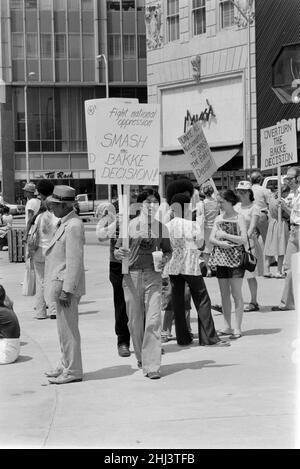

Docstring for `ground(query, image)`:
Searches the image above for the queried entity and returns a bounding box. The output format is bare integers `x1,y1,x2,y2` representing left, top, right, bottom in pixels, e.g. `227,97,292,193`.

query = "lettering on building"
184,100,216,133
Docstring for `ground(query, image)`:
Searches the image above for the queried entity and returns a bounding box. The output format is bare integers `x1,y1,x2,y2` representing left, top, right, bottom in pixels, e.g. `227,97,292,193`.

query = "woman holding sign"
114,188,171,380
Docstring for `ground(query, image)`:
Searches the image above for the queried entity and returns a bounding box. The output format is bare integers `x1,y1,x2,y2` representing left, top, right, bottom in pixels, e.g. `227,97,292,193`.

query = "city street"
0,222,297,449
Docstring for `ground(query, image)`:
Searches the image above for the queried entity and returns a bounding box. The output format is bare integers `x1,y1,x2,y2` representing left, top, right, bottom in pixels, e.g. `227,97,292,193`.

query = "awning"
159,148,240,173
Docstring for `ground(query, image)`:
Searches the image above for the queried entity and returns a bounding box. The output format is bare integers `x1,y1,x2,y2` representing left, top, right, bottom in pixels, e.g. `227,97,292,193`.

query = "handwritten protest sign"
85,99,137,170
260,119,297,171
178,121,218,186
85,99,160,186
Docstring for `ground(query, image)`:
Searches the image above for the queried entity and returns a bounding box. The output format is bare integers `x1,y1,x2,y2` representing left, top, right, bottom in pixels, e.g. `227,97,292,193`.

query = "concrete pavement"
0,227,298,449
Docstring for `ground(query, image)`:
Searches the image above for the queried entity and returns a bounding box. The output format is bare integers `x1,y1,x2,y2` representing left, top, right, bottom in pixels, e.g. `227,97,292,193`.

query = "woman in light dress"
264,184,290,278
235,181,264,312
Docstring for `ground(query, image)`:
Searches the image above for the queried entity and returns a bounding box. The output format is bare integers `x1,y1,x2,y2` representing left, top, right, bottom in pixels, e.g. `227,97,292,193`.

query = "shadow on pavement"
83,365,138,381
79,301,96,306
78,310,99,316
161,360,237,377
20,341,28,346
242,328,281,336
15,355,33,363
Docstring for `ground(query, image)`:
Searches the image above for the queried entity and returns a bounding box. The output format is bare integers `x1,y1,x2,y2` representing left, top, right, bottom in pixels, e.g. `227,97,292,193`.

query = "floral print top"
165,217,203,276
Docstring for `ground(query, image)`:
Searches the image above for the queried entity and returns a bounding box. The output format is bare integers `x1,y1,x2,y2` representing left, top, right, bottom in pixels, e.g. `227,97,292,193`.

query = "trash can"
7,228,26,262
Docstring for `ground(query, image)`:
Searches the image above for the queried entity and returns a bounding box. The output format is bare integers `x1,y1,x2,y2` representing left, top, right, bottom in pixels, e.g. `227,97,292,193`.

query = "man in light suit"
44,185,85,384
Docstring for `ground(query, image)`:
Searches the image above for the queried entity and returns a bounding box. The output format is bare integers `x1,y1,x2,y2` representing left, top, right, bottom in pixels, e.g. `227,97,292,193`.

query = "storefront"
158,74,246,192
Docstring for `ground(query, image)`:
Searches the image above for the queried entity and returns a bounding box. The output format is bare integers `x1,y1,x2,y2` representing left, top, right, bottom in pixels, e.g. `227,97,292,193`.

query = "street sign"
260,119,298,171
178,121,218,186
85,99,160,186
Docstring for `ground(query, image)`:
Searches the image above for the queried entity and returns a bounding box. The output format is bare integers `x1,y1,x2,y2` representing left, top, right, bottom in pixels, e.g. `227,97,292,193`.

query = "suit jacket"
45,211,86,298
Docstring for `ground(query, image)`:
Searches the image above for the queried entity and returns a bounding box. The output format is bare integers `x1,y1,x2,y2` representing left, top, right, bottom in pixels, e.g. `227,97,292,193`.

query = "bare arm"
209,220,233,249
248,214,259,238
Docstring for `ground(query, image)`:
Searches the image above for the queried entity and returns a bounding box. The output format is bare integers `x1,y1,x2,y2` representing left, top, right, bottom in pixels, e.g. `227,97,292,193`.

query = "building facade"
0,0,147,203
145,0,257,192
255,0,300,160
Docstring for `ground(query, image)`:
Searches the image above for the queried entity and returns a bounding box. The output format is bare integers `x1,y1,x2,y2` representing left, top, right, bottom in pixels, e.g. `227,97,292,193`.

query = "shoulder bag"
240,235,257,272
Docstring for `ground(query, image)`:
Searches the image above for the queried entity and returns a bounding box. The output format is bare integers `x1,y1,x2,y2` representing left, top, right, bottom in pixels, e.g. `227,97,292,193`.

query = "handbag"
240,236,257,272
22,258,36,296
208,244,244,268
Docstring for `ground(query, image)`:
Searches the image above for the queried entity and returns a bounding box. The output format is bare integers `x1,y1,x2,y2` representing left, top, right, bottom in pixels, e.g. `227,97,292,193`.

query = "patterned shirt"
166,217,203,276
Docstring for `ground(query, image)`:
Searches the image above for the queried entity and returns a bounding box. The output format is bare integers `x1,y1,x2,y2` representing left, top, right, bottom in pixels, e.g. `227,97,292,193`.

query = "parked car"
1,201,25,216
75,194,103,215
262,176,285,193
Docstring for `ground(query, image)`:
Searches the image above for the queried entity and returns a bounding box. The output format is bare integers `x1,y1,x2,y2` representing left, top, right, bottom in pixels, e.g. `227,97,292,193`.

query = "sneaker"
161,335,169,343
34,315,48,320
50,314,56,319
147,371,161,379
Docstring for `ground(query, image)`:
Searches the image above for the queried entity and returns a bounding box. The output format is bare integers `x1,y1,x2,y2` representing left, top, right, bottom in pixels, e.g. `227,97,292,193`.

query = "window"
12,33,24,59
55,34,67,58
25,0,37,8
138,35,146,59
220,0,235,29
41,34,52,58
167,0,179,42
82,0,93,9
107,1,121,11
26,33,38,57
192,0,206,36
11,0,23,9
108,35,121,58
69,35,81,59
123,35,136,59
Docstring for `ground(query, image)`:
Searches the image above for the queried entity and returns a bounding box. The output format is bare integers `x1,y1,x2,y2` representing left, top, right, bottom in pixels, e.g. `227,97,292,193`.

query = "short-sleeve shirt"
251,184,271,210
0,306,20,339
25,198,41,225
166,217,203,276
115,217,171,271
235,202,260,230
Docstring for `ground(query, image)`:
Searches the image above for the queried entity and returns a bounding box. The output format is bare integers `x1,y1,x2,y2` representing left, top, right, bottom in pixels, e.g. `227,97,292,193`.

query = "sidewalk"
0,241,297,449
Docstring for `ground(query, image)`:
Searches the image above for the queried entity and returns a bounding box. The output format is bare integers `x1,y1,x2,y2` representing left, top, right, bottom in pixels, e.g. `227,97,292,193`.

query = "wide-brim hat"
23,182,36,193
47,185,76,203
236,181,252,191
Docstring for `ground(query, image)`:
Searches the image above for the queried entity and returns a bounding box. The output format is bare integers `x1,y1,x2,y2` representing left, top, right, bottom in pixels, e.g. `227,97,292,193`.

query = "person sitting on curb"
0,285,21,365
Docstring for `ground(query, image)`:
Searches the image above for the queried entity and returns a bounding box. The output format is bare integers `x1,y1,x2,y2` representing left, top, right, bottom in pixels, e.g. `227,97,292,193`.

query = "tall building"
145,0,257,192
0,0,147,203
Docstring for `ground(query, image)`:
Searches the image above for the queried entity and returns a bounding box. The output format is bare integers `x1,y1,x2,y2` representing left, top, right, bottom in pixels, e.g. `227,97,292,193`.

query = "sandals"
229,333,242,340
218,330,233,337
264,273,274,278
244,302,260,312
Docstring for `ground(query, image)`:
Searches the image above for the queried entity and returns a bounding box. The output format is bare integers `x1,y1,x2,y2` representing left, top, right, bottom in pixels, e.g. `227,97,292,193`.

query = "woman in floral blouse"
166,193,229,347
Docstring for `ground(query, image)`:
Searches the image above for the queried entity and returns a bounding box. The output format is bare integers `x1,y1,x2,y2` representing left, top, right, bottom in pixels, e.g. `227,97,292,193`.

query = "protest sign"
85,99,137,170
178,121,218,187
260,119,298,171
85,99,160,186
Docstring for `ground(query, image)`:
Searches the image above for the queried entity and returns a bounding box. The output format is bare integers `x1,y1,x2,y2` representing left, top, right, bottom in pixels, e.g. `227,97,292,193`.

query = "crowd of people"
0,167,299,383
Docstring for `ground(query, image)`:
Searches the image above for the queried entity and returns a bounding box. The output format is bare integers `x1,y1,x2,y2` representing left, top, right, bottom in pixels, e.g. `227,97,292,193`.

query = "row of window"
11,0,94,11
13,86,147,152
167,0,235,42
